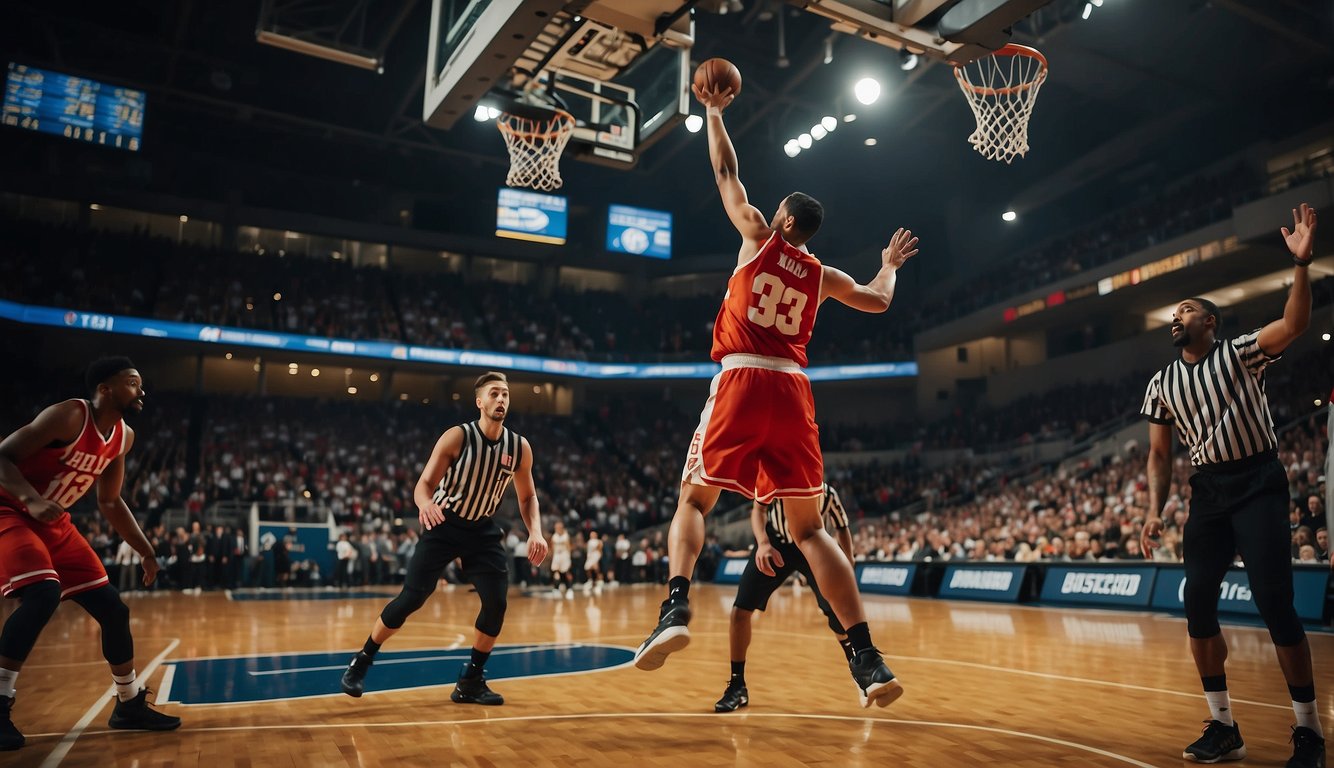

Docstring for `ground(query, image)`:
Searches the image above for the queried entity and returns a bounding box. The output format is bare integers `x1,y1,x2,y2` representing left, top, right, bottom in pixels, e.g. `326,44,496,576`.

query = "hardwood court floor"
1,581,1330,767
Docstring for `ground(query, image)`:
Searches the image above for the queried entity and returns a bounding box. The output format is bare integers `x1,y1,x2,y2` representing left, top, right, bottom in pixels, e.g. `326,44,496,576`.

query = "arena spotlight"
821,116,837,132
854,77,880,105
811,125,827,141
1323,332,1331,341
899,50,919,71
1002,210,1018,222
784,141,800,158
843,114,857,123
473,105,490,122
798,133,812,149
1082,2,1092,19
685,114,704,133
864,138,877,146
311,369,320,377
179,215,189,223
348,386,358,395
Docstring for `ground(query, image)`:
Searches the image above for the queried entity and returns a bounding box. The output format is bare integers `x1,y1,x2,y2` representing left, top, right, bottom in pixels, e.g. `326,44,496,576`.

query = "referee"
1139,203,1323,768
340,372,548,705
716,483,854,712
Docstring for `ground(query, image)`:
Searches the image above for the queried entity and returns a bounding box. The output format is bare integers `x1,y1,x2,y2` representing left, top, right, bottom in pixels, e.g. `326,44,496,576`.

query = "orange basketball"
693,58,742,98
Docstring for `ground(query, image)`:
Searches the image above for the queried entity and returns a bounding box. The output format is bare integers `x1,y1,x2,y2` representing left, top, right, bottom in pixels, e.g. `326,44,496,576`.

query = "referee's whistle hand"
418,502,445,530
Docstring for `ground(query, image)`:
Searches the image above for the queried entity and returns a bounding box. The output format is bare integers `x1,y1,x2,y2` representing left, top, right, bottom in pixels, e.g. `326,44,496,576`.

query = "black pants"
384,517,510,636
1183,451,1305,646
733,539,844,635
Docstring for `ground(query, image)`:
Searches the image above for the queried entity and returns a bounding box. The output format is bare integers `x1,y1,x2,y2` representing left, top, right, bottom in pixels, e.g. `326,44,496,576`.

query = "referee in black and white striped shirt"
340,372,548,707
1139,203,1323,767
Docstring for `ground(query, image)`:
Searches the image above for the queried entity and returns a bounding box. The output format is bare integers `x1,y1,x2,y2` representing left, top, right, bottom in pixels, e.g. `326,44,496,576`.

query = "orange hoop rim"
954,44,1048,97
496,108,575,141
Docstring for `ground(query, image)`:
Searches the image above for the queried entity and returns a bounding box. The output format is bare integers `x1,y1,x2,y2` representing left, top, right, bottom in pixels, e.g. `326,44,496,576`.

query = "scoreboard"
3,63,145,151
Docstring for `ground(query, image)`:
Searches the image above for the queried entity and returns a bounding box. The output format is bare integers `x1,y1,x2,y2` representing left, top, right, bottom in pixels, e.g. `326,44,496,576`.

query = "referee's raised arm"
1255,203,1318,357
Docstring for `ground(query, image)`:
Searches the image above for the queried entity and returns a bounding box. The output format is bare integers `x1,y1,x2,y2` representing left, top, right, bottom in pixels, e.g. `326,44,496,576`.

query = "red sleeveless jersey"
0,400,125,511
710,232,823,367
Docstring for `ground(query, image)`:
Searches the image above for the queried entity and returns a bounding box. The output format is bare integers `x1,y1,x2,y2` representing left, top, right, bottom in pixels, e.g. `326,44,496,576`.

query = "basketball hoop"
496,106,575,191
954,44,1048,164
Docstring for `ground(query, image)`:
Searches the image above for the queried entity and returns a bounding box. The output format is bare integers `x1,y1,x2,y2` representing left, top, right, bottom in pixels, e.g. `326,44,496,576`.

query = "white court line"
39,637,180,768
244,643,589,677
157,665,177,705
65,712,1165,767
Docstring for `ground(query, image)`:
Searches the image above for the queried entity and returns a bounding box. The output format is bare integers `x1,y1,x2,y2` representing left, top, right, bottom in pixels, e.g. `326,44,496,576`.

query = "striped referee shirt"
432,421,524,522
766,483,849,544
1140,329,1280,467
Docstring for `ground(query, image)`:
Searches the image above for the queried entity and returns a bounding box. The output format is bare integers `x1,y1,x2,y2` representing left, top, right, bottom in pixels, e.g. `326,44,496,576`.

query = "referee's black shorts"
733,539,844,634
404,516,508,593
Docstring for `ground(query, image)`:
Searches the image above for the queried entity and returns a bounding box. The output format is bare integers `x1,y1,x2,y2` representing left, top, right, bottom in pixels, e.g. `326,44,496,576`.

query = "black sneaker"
340,652,373,698
714,679,749,713
1183,720,1246,763
849,648,903,709
633,599,691,671
0,696,23,751
451,669,504,706
1287,725,1326,768
107,689,181,731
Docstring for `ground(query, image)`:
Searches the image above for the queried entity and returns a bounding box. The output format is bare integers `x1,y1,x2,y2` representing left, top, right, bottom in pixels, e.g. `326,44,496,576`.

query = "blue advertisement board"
856,563,916,596
1040,565,1157,607
258,524,334,577
1151,566,1329,621
606,204,672,259
714,557,749,585
496,188,567,245
937,564,1027,603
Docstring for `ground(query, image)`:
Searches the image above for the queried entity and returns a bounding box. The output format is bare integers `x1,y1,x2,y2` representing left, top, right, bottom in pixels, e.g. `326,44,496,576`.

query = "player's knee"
380,587,430,629
730,606,752,623
1252,588,1304,646
476,596,507,637
18,580,61,622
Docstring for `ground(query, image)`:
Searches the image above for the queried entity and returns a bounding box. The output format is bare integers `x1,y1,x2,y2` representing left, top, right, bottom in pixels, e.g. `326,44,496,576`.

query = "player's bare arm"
821,228,919,312
695,83,770,258
414,426,465,531
95,426,159,585
514,437,547,565
750,500,783,577
0,400,85,523
1256,203,1316,356
1140,421,1173,557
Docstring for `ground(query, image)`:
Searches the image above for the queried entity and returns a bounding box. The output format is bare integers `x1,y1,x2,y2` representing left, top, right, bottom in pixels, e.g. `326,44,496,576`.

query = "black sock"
1202,674,1227,692
668,576,690,604
838,637,855,662
361,637,382,658
465,648,491,677
1289,683,1316,703
846,623,873,656
730,660,745,681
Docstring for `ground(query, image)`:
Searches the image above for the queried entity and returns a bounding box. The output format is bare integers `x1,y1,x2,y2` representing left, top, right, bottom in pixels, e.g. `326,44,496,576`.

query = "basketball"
693,57,741,98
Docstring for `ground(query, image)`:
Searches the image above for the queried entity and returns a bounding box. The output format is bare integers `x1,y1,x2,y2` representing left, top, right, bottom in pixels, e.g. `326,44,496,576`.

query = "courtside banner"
937,564,1026,603
714,557,749,585
856,563,916,596
1040,566,1157,607
1151,566,1330,621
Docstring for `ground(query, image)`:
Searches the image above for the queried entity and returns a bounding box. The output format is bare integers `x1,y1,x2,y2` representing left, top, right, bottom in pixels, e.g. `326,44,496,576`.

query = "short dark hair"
782,192,824,238
85,356,136,395
1185,297,1220,327
474,371,508,393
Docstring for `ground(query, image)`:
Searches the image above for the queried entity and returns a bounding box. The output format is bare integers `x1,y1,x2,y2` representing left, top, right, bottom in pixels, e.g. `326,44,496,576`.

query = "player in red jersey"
0,357,180,751
633,83,916,709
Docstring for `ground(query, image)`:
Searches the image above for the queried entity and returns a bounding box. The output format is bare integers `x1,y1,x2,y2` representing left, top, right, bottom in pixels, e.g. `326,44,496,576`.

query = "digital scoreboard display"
496,188,567,245
606,204,672,259
3,63,145,151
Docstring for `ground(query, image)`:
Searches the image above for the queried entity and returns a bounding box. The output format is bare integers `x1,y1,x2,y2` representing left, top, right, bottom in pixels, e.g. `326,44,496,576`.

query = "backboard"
424,0,693,169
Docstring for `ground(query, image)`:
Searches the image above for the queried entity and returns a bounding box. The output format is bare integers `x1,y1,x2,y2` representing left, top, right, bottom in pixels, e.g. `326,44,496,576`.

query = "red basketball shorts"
0,505,109,599
681,354,823,503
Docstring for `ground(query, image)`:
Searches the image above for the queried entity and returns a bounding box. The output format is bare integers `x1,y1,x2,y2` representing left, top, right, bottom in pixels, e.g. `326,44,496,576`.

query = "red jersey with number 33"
710,232,822,367
0,400,125,512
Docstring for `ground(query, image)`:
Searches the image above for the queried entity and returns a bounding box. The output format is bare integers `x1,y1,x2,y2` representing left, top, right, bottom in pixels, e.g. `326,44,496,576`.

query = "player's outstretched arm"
414,426,464,531
694,84,770,243
514,438,547,565
95,427,159,585
1257,203,1317,356
0,401,84,523
822,228,919,313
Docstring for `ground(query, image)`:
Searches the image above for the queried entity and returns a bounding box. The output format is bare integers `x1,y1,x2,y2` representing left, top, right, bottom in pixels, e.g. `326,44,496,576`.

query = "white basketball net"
954,45,1048,164
497,109,574,191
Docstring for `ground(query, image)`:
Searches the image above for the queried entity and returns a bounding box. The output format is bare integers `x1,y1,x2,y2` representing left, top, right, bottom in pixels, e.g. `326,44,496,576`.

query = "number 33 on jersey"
712,232,822,367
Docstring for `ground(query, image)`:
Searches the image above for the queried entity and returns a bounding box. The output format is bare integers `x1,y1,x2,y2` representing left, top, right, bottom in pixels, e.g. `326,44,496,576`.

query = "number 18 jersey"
710,232,822,367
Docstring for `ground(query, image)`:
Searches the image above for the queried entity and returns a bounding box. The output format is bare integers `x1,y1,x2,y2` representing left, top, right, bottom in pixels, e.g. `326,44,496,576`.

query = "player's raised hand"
418,500,445,531
1281,203,1317,261
1139,517,1164,559
882,228,919,269
25,497,64,524
754,541,784,578
527,534,549,566
141,555,160,586
692,83,735,112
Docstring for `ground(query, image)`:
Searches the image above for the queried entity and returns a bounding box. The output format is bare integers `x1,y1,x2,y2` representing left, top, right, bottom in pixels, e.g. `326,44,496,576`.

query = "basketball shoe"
0,696,22,751
714,679,749,713
1287,726,1325,768
340,651,373,697
849,648,903,708
451,667,504,705
108,689,181,731
633,598,691,671
1183,720,1246,762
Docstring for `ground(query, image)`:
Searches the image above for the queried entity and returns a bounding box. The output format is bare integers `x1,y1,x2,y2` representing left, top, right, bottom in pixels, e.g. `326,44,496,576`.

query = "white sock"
1293,699,1323,736
0,668,17,699
1205,690,1234,726
113,670,139,702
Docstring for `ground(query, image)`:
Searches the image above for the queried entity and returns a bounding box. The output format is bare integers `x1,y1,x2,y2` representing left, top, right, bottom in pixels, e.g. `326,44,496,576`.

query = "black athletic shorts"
404,516,508,592
733,539,840,632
